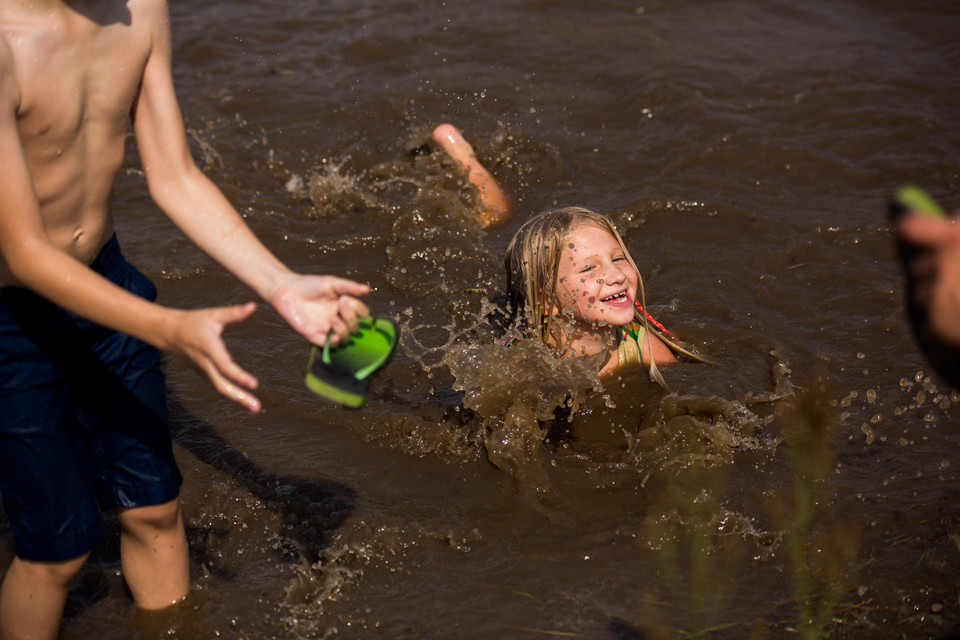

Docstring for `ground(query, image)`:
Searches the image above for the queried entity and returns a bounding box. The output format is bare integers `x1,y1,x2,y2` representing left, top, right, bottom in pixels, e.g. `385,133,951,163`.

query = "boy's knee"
12,552,91,588
116,497,183,535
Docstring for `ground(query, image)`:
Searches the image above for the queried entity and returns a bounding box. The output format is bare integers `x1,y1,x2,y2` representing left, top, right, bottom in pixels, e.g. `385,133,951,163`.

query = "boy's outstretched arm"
130,0,369,348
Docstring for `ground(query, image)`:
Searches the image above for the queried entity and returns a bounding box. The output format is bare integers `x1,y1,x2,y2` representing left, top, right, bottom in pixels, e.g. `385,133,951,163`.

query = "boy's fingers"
338,296,369,330
222,301,257,324
218,354,259,391
309,297,370,347
316,275,369,301
325,314,350,346
208,328,259,391
217,377,262,414
184,302,261,411
335,278,371,298
202,354,261,413
897,213,956,248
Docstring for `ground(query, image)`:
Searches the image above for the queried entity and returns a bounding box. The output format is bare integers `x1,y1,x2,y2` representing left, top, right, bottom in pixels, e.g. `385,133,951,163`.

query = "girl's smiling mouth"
600,290,632,306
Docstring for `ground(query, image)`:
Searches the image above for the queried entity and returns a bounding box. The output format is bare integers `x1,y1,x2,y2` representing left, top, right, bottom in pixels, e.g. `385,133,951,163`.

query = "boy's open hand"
268,274,371,347
168,302,263,413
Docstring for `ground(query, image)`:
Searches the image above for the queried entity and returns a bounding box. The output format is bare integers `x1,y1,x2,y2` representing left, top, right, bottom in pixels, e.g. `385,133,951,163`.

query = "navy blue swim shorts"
0,235,182,562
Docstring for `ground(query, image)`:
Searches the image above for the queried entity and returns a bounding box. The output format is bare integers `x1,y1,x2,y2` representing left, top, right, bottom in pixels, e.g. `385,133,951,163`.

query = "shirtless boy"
0,0,368,637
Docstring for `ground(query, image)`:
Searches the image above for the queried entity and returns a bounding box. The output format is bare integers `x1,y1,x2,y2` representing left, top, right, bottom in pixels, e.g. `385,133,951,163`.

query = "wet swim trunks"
0,235,182,562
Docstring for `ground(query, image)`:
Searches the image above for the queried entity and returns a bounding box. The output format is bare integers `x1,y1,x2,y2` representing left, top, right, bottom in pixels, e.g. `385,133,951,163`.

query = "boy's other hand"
169,302,262,413
268,274,371,347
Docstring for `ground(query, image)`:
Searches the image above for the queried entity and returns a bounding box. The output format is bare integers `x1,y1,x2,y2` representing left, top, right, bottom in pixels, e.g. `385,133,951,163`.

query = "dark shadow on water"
166,395,356,566
608,617,649,640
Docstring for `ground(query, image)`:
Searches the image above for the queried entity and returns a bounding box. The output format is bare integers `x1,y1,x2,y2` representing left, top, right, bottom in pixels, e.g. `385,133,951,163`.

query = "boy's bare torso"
0,0,154,286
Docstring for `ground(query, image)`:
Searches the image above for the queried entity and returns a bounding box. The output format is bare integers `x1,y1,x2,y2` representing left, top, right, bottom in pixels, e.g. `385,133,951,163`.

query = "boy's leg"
0,295,105,639
114,497,189,610
0,552,90,640
69,238,188,609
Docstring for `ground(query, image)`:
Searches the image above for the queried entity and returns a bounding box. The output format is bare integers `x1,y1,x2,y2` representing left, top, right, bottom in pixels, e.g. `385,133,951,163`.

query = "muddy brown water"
2,0,960,638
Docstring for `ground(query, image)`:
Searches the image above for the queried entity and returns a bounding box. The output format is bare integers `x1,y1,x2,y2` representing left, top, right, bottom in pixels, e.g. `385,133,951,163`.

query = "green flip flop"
304,316,398,409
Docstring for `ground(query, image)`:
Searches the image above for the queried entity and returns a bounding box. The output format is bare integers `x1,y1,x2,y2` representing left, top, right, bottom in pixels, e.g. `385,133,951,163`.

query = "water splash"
444,339,602,493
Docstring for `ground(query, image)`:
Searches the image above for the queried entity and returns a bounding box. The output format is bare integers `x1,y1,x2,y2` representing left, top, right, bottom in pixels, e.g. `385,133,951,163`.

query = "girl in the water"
431,124,699,384
503,207,687,378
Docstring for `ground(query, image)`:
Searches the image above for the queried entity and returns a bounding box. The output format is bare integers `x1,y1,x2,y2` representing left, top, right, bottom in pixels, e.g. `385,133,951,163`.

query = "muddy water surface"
3,0,960,638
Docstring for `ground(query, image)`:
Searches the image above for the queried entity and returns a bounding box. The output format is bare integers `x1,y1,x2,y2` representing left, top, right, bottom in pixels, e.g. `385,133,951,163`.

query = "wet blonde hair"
503,207,702,385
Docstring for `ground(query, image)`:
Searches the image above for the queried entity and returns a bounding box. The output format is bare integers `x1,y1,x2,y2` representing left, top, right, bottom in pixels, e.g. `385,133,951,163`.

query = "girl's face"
554,223,639,330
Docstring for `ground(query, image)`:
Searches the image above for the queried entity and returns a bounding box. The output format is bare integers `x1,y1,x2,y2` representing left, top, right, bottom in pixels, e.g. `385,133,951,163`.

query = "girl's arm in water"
432,123,509,227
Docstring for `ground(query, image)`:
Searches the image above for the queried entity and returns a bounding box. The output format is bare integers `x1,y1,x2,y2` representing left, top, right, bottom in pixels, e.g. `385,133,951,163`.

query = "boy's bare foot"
431,124,509,227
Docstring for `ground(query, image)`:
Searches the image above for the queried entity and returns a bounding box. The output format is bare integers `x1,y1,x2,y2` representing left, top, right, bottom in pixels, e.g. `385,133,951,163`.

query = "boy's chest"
7,16,149,156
